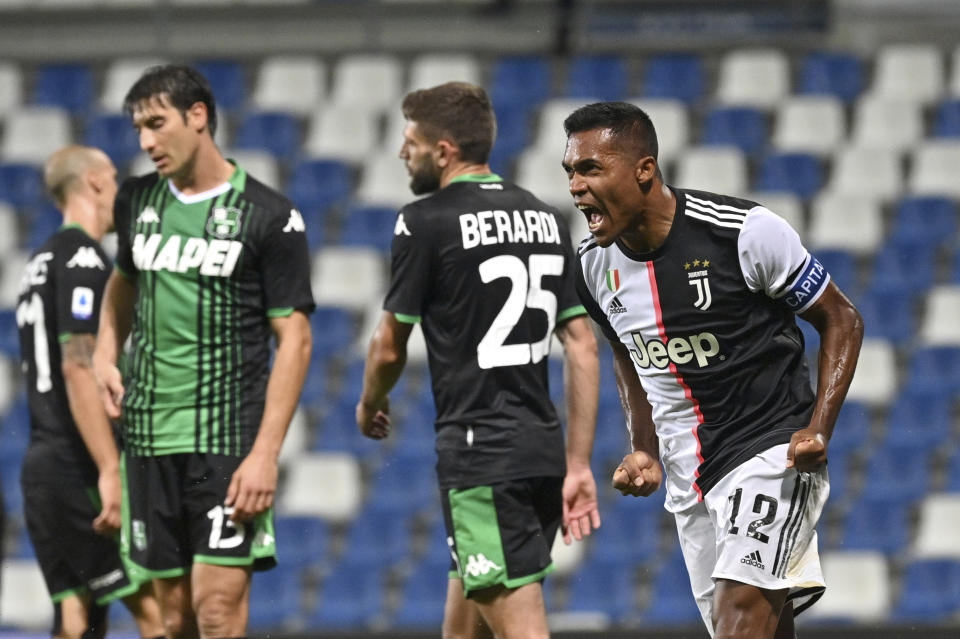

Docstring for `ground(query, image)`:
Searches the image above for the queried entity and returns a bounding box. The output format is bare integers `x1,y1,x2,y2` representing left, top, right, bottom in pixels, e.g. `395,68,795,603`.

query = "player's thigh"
190,562,251,613
123,454,192,576
673,500,721,632
472,581,549,639
712,578,787,639
442,578,492,639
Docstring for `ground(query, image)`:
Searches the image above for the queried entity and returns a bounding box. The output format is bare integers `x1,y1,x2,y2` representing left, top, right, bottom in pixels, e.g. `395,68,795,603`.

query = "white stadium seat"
746,192,805,238
407,53,481,91
716,48,790,109
514,146,574,212
354,153,413,208
1,106,72,165
353,306,428,363
251,55,326,116
532,97,600,153
771,96,846,157
629,98,690,165
223,149,280,190
807,551,890,622
919,285,960,346
870,43,944,105
674,146,748,197
0,201,19,253
0,251,29,309
913,493,960,559
100,57,168,111
303,104,380,165
827,145,903,202
311,246,386,313
951,45,960,96
329,54,403,113
0,559,54,629
908,140,960,197
807,192,883,254
0,61,23,118
278,406,310,468
844,338,897,407
277,452,362,523
851,96,924,153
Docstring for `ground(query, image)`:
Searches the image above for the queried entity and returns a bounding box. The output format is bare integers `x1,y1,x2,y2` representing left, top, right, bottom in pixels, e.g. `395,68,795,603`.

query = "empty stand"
702,106,767,155
639,53,705,104
843,338,896,407
100,57,168,111
908,140,960,197
489,55,553,109
302,104,380,165
0,559,54,629
311,246,385,312
807,192,883,255
629,98,689,165
354,153,414,208
716,48,790,109
563,54,629,101
919,285,960,345
32,63,94,114
754,152,823,200
674,146,748,196
193,59,247,112
808,551,890,622
277,452,361,522
797,51,864,103
329,54,403,113
234,111,302,161
892,559,960,622
913,493,960,559
250,55,325,116
851,96,925,152
0,61,23,118
407,52,481,91
1,106,72,165
870,43,944,105
827,145,903,201
771,96,846,156
82,112,142,168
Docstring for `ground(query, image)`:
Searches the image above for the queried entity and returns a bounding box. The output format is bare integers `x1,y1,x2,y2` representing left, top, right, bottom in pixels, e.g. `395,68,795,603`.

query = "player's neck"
440,162,492,188
61,198,106,243
621,182,677,253
169,142,234,195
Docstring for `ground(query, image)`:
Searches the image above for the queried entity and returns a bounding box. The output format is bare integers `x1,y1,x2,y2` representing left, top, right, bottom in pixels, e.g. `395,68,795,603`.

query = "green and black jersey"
114,164,315,457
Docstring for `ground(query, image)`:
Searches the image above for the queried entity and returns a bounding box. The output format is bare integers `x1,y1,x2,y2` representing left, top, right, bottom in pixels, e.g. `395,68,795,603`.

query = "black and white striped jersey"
577,187,830,512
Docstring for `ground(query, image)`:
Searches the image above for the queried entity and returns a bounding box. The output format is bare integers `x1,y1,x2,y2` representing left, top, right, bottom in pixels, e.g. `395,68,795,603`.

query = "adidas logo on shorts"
741,550,765,570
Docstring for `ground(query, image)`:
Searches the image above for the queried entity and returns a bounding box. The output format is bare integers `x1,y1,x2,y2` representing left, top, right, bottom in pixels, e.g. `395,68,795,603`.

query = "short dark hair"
563,101,659,161
401,82,496,164
123,64,218,137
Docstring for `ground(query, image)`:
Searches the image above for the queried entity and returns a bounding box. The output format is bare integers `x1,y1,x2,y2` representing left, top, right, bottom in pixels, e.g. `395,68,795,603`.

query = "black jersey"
384,174,587,489
17,226,111,483
577,188,830,511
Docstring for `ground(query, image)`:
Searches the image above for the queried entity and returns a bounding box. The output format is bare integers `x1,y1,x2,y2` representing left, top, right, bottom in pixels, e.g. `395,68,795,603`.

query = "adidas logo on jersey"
66,246,105,270
741,550,765,570
609,296,627,314
136,206,160,225
464,553,502,578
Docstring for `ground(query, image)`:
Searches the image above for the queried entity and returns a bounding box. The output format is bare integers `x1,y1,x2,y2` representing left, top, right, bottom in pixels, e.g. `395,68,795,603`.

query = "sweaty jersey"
577,188,830,512
17,225,110,483
114,163,314,457
384,174,587,489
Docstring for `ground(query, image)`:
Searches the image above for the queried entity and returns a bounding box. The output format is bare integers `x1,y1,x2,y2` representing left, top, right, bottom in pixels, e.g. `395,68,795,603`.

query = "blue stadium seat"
824,450,852,505
889,196,958,252
248,562,304,630
83,113,142,169
338,205,397,252
0,308,19,357
27,204,63,251
945,450,960,492
391,555,449,629
591,495,663,565
366,447,437,517
755,152,823,200
307,558,388,628
309,305,355,360
641,548,702,625
564,55,629,101
489,101,533,176
702,106,768,155
861,448,932,502
826,400,873,457
342,511,413,568
866,240,936,298
565,556,636,622
0,163,45,209
904,346,960,401
854,288,915,346
33,63,94,114
813,249,859,295
311,394,384,461
234,111,302,161
797,52,864,103
882,389,952,455
594,402,630,463
286,158,353,220
836,493,911,553
490,55,552,108
273,515,329,565
193,60,247,112
892,559,960,622
640,54,705,104
933,98,960,137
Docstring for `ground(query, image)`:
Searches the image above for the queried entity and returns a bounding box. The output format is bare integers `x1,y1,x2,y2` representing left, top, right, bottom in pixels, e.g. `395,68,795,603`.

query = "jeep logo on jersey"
206,206,243,239
685,258,712,311
132,234,242,277
629,331,721,369
66,246,105,270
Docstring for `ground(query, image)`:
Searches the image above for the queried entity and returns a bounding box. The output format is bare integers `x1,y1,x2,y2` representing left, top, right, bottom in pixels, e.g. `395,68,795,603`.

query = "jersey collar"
166,161,246,204
448,173,503,184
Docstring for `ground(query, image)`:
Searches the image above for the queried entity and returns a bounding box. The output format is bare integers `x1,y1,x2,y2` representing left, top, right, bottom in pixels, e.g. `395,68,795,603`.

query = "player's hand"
612,450,662,497
226,449,278,521
93,355,125,420
92,465,122,536
787,429,828,472
356,396,391,440
561,462,601,544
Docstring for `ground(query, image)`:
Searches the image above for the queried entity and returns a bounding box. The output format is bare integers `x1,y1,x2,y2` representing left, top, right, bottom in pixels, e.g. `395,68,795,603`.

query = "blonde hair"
44,145,110,208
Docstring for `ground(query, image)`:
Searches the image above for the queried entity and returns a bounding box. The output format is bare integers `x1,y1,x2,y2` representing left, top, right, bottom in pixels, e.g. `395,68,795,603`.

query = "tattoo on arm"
63,334,97,368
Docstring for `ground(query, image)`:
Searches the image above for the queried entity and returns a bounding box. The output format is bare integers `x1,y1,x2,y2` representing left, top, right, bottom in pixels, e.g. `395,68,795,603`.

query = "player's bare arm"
609,339,662,498
62,332,122,535
554,315,601,543
92,270,136,419
227,310,311,521
790,281,864,472
356,311,414,440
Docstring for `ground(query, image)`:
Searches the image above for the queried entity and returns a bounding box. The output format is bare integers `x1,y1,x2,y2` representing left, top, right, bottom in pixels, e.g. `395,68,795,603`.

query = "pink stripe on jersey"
646,260,706,501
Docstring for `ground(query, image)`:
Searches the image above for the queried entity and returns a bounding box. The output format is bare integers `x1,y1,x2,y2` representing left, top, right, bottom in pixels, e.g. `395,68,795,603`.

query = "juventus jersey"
17,226,110,482
114,163,315,457
384,174,586,489
577,188,830,512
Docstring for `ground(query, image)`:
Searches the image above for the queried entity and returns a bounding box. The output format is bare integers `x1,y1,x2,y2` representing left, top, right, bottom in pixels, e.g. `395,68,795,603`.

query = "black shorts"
122,453,277,578
440,476,562,598
22,478,140,605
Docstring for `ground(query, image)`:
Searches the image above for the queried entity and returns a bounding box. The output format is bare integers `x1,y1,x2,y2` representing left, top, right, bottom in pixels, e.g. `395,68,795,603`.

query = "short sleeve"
383,208,432,323
260,207,316,316
575,256,618,341
738,207,830,313
55,239,111,337
113,178,137,278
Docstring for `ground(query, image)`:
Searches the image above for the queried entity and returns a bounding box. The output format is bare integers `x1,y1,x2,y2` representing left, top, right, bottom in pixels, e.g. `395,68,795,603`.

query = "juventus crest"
685,258,713,311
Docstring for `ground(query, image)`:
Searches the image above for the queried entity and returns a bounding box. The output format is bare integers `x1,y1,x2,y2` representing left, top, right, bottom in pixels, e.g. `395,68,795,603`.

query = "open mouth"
578,204,603,232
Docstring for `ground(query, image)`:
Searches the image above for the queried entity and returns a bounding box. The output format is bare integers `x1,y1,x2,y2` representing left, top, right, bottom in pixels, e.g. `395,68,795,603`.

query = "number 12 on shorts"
727,488,778,544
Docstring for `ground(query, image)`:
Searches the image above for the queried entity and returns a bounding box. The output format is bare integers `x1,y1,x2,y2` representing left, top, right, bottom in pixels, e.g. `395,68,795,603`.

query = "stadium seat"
812,249,858,297
702,106,768,155
716,48,790,109
746,191,805,236
882,388,952,455
1,106,72,165
341,509,415,568
390,554,449,628
489,55,553,109
844,338,896,407
277,452,362,522
674,146,748,196
26,204,62,251
82,112,141,169
933,98,960,136
339,205,400,252
754,152,823,201
797,51,864,103
247,562,304,630
919,285,960,345
564,55,629,101
329,54,403,113
514,146,574,211
629,98,689,165
641,549,703,625
827,145,903,202
806,192,884,255
590,496,663,566
0,251,29,309
854,287,915,346
807,551,890,622
307,558,387,629
951,45,960,96
866,240,935,297
532,97,600,152
32,63,94,114
0,202,17,254
0,559,53,629
234,111,302,162
892,559,960,622
908,140,960,197
888,195,957,252
904,346,960,401
311,246,386,312
407,53,481,92
192,59,247,112
836,493,912,553
100,57,167,111
354,153,413,208
250,55,325,116
825,400,872,457
489,100,533,175
0,162,44,209
850,96,925,152
564,557,635,624
286,157,353,219
0,61,23,118
639,53,705,104
302,104,380,165
913,493,960,558
771,96,846,157
869,43,944,105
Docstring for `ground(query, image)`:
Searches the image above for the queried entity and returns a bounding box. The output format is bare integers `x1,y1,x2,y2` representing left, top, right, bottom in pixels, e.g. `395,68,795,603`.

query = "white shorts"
673,444,828,635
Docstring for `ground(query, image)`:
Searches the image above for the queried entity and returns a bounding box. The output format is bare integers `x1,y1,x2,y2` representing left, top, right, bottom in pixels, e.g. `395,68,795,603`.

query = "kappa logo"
684,258,712,311
609,295,628,315
136,206,160,225
66,246,105,270
394,213,411,236
741,550,765,570
283,208,306,233
464,553,502,578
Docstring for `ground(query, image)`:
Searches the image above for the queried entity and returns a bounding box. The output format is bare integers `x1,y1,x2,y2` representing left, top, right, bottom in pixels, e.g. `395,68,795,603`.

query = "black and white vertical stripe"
772,472,812,579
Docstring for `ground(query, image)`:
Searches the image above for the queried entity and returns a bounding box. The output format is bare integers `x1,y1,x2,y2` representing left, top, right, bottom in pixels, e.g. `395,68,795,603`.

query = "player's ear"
635,155,658,186
186,101,208,133
436,139,457,169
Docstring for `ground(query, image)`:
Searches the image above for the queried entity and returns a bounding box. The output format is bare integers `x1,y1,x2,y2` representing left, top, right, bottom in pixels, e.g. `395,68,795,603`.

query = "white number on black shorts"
16,293,52,393
476,254,563,369
727,488,778,544
207,504,246,549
